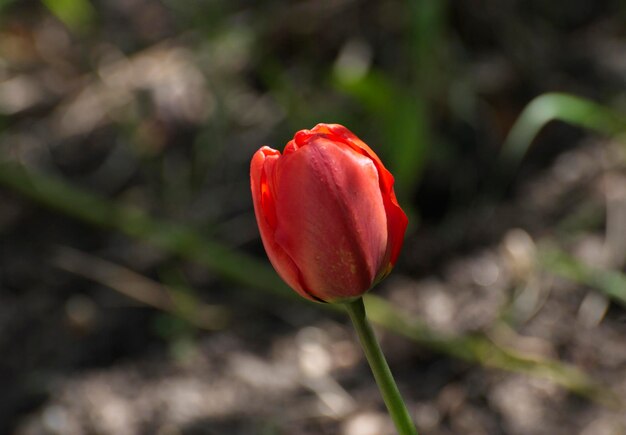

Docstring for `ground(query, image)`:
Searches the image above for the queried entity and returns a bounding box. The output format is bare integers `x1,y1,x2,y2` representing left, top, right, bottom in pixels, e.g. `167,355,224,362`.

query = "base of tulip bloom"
345,297,418,435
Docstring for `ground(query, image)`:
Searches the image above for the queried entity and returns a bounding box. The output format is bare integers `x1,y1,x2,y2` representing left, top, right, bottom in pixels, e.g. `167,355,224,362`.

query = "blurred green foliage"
41,0,95,33
502,93,626,169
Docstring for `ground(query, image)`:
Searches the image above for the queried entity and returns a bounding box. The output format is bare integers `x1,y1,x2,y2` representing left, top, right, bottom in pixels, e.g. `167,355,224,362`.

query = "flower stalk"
345,297,418,435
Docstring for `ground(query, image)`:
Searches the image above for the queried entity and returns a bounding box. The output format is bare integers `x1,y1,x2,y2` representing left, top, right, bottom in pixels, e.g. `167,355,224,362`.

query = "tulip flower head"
250,123,408,303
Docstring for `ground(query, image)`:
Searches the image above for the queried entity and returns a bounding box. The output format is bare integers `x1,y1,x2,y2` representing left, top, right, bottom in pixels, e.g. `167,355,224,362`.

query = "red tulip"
250,123,408,303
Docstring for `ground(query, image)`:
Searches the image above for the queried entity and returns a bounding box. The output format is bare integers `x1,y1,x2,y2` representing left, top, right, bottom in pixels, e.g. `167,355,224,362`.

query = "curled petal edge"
250,146,323,302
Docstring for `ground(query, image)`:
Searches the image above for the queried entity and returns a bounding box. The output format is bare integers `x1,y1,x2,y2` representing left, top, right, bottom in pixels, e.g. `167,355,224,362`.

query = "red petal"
250,147,315,301
308,124,408,270
271,137,389,301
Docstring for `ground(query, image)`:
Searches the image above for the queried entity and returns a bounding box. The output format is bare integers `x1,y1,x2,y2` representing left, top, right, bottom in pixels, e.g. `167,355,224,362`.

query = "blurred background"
1,0,626,434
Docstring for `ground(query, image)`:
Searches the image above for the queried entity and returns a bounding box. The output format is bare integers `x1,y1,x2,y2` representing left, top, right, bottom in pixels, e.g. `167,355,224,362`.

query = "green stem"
345,297,418,435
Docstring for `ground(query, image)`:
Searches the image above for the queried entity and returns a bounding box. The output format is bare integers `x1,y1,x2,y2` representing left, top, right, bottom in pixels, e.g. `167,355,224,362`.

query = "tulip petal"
270,137,388,302
251,147,317,301
310,124,408,271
